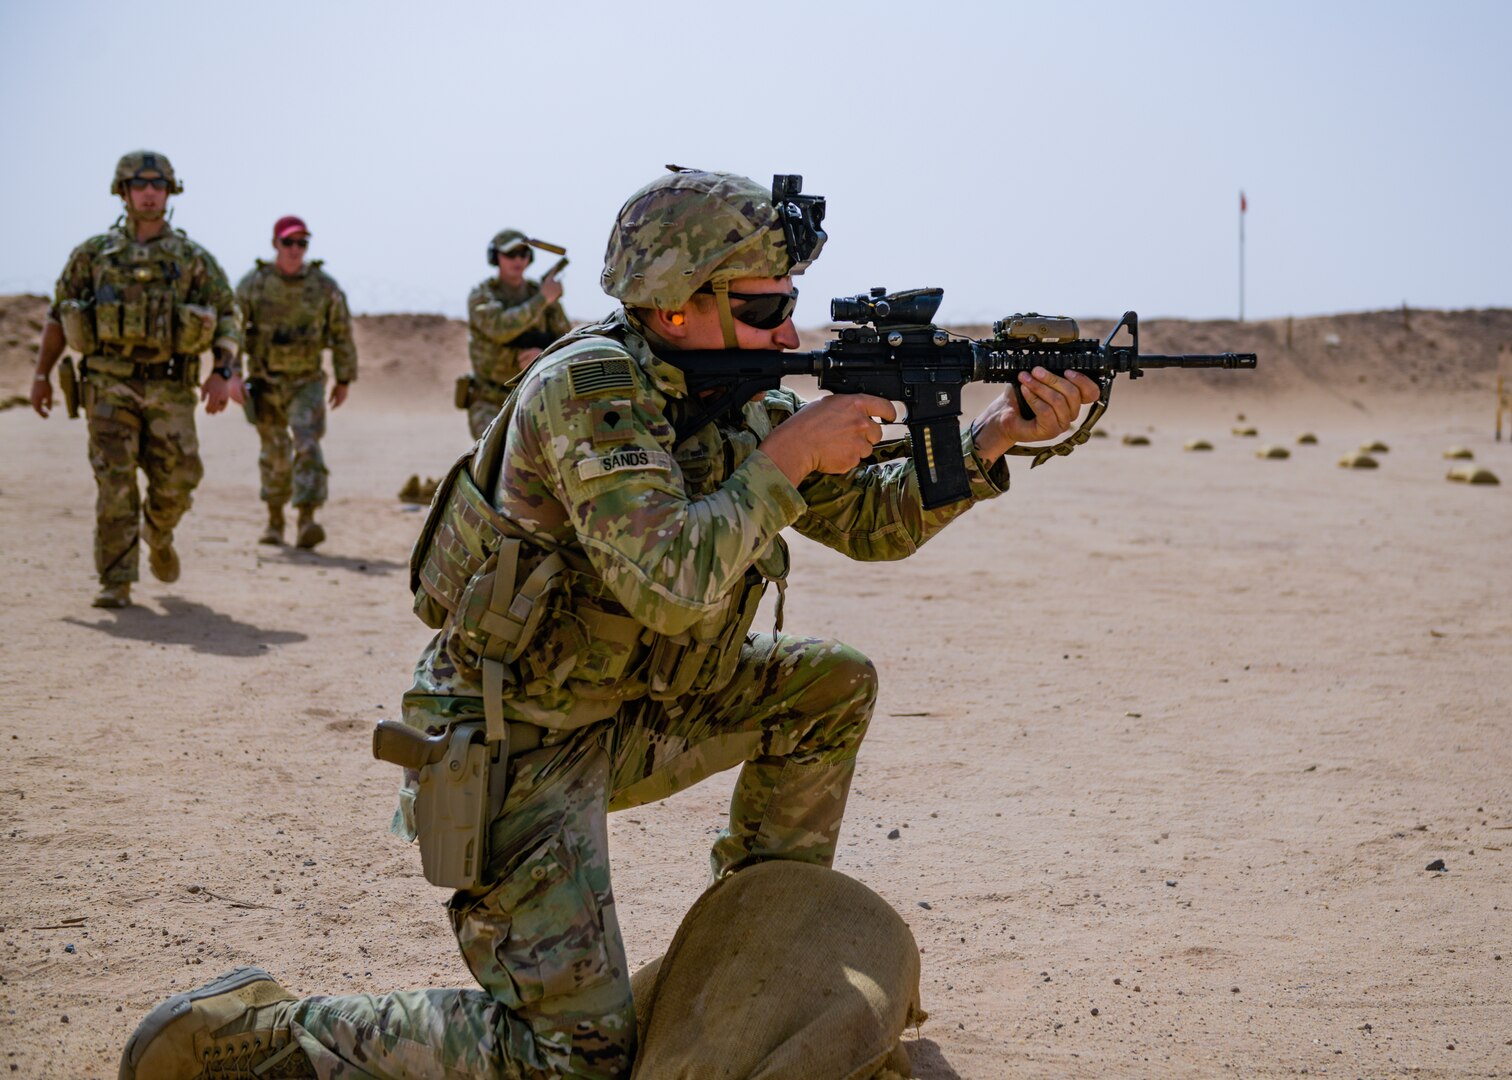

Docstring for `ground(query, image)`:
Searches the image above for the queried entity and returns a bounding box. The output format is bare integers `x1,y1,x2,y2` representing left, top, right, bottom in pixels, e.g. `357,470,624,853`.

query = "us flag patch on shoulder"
568,356,635,397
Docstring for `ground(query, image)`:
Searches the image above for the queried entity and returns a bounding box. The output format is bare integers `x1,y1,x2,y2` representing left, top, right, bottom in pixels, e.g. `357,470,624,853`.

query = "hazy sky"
2,1,1507,326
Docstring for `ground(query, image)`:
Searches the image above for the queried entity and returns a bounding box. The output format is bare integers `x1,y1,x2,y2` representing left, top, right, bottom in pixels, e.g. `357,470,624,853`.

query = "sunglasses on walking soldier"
127,177,169,191
279,237,309,248
696,286,800,330
501,247,532,260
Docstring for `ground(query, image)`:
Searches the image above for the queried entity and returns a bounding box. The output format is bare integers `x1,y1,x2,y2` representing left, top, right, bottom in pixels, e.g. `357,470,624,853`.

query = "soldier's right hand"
540,276,564,305
30,376,52,418
760,392,896,485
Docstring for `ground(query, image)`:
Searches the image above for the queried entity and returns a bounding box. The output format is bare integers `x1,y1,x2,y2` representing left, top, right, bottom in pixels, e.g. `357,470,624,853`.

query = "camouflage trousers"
84,371,203,585
253,374,328,507
283,633,876,1080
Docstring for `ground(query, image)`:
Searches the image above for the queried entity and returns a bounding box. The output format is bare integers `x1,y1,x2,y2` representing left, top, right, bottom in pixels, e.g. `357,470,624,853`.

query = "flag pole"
1238,190,1246,322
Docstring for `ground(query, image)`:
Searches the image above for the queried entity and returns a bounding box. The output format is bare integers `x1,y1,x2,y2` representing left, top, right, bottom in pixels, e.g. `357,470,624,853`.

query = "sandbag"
630,860,924,1080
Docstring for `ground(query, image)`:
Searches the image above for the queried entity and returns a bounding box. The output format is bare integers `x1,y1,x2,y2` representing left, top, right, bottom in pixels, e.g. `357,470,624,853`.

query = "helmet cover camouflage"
601,168,799,310
111,150,182,196
487,228,534,265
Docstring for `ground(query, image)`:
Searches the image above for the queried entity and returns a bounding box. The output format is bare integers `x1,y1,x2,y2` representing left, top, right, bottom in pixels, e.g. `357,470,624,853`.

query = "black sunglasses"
697,286,799,330
501,247,532,260
127,177,169,191
279,237,309,249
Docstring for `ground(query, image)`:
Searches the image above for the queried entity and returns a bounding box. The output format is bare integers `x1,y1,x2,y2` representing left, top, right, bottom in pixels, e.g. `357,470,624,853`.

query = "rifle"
664,286,1258,510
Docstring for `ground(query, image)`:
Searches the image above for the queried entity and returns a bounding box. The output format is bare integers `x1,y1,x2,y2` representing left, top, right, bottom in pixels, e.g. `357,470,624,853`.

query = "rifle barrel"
1139,353,1258,369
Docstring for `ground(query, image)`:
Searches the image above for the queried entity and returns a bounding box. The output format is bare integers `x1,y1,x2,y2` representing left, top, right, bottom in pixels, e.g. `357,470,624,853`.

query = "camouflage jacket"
51,223,240,373
236,259,357,382
467,276,571,385
404,311,1010,733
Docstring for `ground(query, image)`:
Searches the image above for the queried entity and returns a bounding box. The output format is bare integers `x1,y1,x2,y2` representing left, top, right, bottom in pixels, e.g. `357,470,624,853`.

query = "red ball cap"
273,215,310,240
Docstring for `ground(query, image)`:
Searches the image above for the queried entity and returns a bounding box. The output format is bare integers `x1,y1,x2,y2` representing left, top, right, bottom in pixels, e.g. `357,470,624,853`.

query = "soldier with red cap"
235,215,358,548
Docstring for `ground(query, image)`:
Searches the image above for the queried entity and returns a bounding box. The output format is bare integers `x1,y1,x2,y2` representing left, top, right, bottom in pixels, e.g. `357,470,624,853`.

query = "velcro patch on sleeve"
568,356,635,398
577,448,674,481
591,400,636,446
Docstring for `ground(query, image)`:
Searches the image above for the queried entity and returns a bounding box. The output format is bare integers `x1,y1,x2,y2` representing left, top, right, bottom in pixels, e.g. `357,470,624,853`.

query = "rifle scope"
831,286,944,327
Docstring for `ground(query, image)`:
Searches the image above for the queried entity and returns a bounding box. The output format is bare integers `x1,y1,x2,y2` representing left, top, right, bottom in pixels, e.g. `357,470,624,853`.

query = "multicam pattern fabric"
466,277,570,438
84,371,203,585
252,374,328,508
52,225,240,367
236,259,357,383
111,149,182,194
51,223,236,587
271,312,1013,1076
599,168,796,311
290,632,874,1080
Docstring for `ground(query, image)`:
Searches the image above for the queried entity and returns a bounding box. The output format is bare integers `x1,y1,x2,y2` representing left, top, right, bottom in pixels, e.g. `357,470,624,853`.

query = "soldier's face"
275,233,309,273
496,247,531,286
124,172,168,217
677,277,801,351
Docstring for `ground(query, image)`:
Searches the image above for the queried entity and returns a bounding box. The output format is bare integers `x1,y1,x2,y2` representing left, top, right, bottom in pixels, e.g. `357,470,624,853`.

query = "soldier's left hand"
329,382,350,408
201,372,231,414
227,375,247,405
971,368,1101,461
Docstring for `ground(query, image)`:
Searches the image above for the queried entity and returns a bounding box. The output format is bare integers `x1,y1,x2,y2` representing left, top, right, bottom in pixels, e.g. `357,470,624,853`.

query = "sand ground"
1,308,1509,1078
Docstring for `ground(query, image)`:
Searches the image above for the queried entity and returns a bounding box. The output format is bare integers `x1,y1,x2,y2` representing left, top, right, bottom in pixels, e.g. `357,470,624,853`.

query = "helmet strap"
709,279,740,349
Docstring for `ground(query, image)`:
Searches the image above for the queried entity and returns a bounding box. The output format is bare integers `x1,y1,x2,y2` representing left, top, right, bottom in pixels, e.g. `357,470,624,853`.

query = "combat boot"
260,504,286,546
118,966,313,1080
146,529,181,583
294,507,325,550
93,583,132,609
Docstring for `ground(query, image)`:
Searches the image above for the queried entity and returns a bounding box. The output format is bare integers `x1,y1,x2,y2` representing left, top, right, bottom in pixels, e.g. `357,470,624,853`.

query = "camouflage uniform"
119,169,1012,1080
236,259,357,508
466,275,570,439
275,308,1012,1079
52,224,239,585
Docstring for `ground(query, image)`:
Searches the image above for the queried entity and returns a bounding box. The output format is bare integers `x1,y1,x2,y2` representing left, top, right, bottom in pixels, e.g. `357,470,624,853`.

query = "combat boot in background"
118,966,313,1080
144,526,181,584
260,503,286,546
295,506,325,550
93,583,132,609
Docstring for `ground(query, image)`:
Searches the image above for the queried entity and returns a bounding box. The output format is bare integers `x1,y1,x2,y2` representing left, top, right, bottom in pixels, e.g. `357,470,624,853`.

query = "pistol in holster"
241,377,264,425
373,719,511,890
58,356,81,419
454,373,476,410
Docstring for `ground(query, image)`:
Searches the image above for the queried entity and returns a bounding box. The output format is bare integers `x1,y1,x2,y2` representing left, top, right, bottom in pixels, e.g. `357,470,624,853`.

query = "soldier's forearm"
34,321,65,376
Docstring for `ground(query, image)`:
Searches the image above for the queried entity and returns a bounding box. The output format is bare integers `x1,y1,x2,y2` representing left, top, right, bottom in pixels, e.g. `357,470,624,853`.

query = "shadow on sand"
258,546,407,576
64,595,308,657
907,1039,963,1080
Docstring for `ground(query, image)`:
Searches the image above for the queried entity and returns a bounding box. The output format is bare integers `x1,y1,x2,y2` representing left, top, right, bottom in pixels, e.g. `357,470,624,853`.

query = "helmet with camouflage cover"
111,150,183,196
601,167,817,312
487,228,534,266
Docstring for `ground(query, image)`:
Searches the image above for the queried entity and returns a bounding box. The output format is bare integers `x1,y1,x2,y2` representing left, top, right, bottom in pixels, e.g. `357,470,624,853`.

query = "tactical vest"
410,332,789,732
55,230,216,365
243,261,334,377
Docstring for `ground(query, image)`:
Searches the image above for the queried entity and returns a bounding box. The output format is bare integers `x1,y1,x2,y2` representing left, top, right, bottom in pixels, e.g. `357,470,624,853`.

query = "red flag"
1240,191,1248,213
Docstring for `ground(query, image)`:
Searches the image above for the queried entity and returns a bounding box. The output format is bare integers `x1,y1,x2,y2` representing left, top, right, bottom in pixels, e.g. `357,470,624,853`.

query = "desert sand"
1,296,1509,1078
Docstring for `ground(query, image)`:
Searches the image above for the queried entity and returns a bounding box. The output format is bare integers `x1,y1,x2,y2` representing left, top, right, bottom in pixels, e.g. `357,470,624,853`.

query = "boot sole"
118,965,275,1080
92,595,132,609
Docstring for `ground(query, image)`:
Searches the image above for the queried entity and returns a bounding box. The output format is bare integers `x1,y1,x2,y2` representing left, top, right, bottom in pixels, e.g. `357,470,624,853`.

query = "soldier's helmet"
487,228,533,266
601,168,802,311
111,150,183,196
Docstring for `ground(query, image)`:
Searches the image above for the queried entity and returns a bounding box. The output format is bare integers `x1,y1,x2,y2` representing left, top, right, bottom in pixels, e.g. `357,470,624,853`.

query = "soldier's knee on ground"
794,641,878,759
